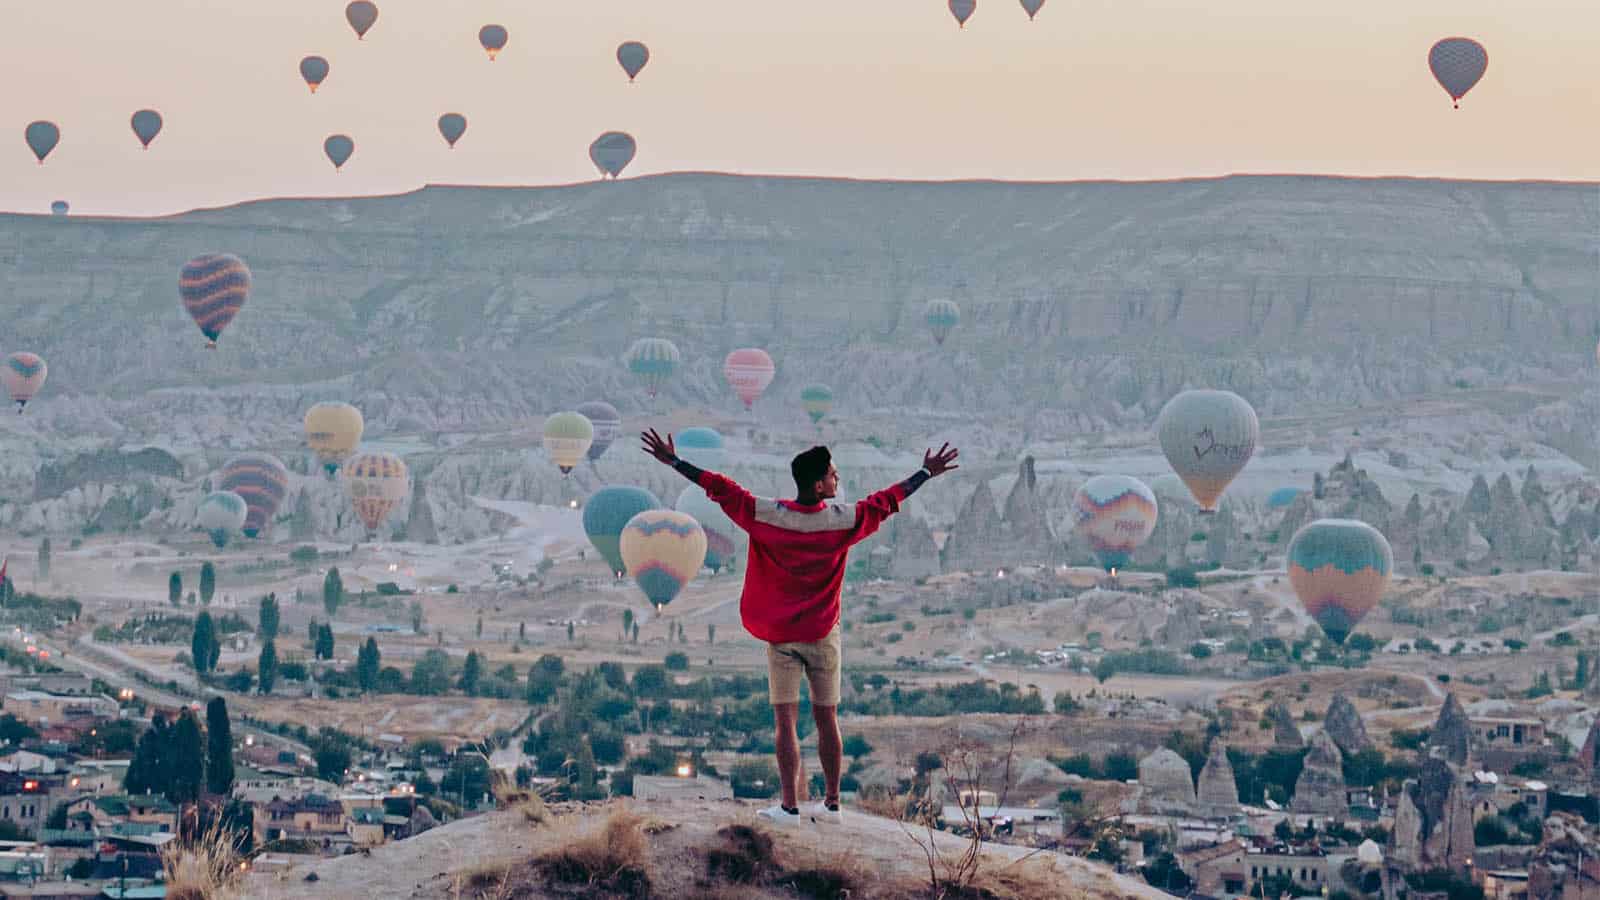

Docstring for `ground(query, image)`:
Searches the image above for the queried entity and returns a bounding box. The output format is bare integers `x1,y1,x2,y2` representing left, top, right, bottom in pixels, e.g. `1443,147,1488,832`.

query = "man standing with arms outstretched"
642,429,959,827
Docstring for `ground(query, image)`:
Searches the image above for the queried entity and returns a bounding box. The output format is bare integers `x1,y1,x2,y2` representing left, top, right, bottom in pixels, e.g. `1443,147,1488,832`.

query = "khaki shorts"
767,626,842,706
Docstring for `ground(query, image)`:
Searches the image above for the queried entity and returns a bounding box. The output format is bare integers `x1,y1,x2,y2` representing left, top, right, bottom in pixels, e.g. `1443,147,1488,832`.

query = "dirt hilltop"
239,797,1165,899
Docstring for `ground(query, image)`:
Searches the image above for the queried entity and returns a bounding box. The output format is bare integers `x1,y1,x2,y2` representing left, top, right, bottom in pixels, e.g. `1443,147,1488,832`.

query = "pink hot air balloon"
1,352,47,413
723,348,775,410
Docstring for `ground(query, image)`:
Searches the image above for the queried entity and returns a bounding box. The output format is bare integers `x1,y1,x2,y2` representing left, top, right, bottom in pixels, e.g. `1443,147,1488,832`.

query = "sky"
2,0,1597,216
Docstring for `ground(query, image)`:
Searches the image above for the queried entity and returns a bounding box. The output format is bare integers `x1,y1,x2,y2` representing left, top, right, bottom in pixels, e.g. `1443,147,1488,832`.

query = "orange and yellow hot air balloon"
619,510,706,610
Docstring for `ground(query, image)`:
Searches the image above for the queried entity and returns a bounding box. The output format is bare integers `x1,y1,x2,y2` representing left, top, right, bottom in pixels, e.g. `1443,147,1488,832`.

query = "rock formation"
1001,457,1055,564
1323,694,1373,756
1389,755,1473,873
1290,731,1346,816
1195,742,1240,818
33,447,184,501
1267,702,1303,748
1137,748,1196,815
888,514,942,580
1427,694,1471,767
406,479,439,545
941,479,1005,574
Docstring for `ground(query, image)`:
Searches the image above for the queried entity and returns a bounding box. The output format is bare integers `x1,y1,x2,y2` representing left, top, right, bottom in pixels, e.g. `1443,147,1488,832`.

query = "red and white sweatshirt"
677,463,929,644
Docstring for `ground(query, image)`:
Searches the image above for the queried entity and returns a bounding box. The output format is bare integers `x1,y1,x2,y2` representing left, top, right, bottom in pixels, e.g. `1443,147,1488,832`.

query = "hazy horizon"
4,0,1598,216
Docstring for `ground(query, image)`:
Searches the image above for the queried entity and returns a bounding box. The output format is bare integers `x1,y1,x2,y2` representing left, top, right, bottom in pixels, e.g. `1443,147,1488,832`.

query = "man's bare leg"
812,703,843,806
773,702,802,809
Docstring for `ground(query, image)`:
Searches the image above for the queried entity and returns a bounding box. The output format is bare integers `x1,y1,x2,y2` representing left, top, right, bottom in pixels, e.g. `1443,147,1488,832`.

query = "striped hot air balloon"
676,486,739,574
542,412,594,475
1,352,47,413
344,451,409,535
304,402,364,475
582,486,661,577
800,384,833,426
674,428,725,472
1072,475,1159,574
218,454,289,538
178,254,251,348
576,401,621,461
197,491,248,548
1287,519,1393,645
1156,389,1258,515
723,348,775,410
620,510,707,610
625,338,680,397
925,299,960,346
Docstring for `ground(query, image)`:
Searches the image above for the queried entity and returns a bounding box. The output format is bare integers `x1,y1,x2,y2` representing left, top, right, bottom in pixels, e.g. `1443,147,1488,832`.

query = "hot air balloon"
1428,38,1488,108
1,353,47,413
583,486,662,576
218,454,289,539
437,114,467,149
723,348,776,410
300,56,330,93
949,0,976,28
24,122,58,164
345,1,378,39
925,299,960,346
1156,390,1258,515
625,338,680,397
1267,487,1305,509
800,384,833,425
1020,0,1045,19
179,253,251,348
589,132,636,179
543,412,595,475
620,510,707,610
197,491,248,549
617,41,650,81
324,134,354,171
304,402,364,475
676,486,739,574
675,428,725,472
344,451,409,536
1287,519,1393,645
479,25,508,60
130,110,162,150
1072,475,1158,574
576,401,621,461
49,201,67,216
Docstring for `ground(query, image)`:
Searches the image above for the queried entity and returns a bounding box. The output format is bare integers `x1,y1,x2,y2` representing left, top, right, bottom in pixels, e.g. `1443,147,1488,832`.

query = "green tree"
170,709,205,804
460,651,482,695
125,715,172,797
206,697,235,796
191,612,220,674
632,665,670,699
36,538,49,581
572,737,603,800
315,624,334,661
631,622,639,644
258,593,279,640
410,600,425,635
169,571,183,607
526,654,563,704
476,615,483,639
410,649,453,695
622,609,634,640
199,562,216,605
307,619,319,645
707,623,715,645
257,639,278,694
322,568,343,618
664,652,689,671
357,638,381,692
314,738,351,784
567,622,575,642
843,735,873,759
518,621,526,641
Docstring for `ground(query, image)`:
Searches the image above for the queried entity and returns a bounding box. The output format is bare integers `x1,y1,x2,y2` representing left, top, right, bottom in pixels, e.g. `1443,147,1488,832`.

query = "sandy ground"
239,799,1167,900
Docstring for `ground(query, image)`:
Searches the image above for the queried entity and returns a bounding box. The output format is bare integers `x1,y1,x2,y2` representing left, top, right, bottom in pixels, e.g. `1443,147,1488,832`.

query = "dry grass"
487,759,551,825
531,807,652,898
162,818,245,900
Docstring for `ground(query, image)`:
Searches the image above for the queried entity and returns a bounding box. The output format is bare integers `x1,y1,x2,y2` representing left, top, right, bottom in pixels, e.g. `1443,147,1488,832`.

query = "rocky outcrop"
941,479,1005,573
1267,702,1303,748
1324,694,1373,756
1137,748,1196,815
1428,694,1471,767
33,447,183,500
406,479,439,545
1001,457,1056,564
1389,755,1473,873
1195,742,1240,818
1154,592,1207,649
1290,731,1346,816
888,514,941,579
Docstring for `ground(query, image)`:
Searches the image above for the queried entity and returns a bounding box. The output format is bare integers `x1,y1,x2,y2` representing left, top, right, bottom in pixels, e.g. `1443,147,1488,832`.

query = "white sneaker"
757,804,805,827
808,803,843,826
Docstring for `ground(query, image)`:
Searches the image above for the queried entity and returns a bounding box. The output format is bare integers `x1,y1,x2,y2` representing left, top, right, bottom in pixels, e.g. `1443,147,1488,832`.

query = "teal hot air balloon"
617,41,650,81
437,113,467,148
1287,519,1393,645
589,131,636,179
324,134,354,170
576,401,621,461
25,121,59,164
925,298,960,345
197,491,248,549
677,486,739,574
800,384,833,425
1267,487,1304,509
625,337,680,397
49,201,67,216
478,24,508,60
130,110,163,149
300,56,330,93
345,1,378,39
675,428,725,472
582,486,661,576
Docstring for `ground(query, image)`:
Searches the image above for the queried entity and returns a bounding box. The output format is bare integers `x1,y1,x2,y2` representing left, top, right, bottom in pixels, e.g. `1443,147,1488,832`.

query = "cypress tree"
205,698,235,796
169,710,205,804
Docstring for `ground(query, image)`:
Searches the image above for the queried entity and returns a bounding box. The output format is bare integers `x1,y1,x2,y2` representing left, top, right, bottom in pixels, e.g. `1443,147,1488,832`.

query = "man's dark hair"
791,445,831,493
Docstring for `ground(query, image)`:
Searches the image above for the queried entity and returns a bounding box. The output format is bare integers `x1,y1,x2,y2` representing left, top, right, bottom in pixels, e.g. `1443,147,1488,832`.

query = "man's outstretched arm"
640,428,757,528
850,443,960,543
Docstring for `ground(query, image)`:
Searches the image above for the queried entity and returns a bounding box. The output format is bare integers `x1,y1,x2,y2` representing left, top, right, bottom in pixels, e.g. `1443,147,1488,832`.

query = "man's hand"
923,443,960,477
640,429,677,465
